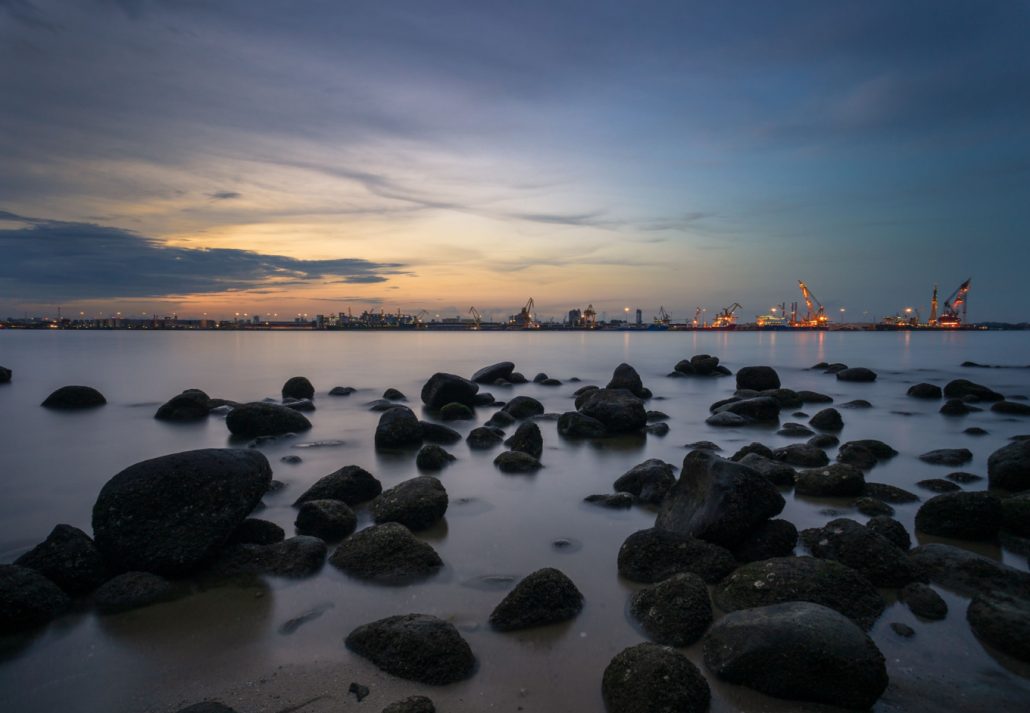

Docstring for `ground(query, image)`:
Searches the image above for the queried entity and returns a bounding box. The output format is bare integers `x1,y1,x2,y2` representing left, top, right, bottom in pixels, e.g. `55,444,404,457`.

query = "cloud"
0,212,406,301
207,190,242,200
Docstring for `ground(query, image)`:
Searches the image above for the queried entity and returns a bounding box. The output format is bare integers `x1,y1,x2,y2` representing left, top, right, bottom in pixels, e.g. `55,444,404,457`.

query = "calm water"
1,330,1029,713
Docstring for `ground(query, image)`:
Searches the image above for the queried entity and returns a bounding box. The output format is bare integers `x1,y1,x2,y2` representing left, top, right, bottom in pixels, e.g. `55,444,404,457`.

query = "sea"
1,329,1029,712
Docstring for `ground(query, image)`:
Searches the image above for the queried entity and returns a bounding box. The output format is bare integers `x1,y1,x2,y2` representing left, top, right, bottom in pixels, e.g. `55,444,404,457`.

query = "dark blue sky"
1,1,1028,321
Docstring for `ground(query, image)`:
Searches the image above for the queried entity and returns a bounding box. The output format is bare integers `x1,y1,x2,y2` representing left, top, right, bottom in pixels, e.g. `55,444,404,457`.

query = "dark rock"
992,400,1030,415
439,402,474,421
656,451,784,548
418,421,462,445
573,384,599,397
892,621,915,637
798,390,833,403
705,411,749,427
489,568,583,631
209,536,327,578
41,385,106,409
282,376,314,400
15,524,108,595
349,682,370,702
795,463,866,497
493,450,543,473
837,443,878,470
371,477,448,531
345,614,475,685
824,362,848,373
606,362,650,399
329,386,356,396
226,518,284,546
155,389,211,421
92,448,271,575
854,497,894,517
808,434,839,449
899,582,948,620
281,455,302,466
836,367,877,382
282,397,315,412
866,516,911,550
736,366,780,391
645,422,669,436
421,372,479,410
801,518,923,587
686,440,721,451
472,362,515,384
578,388,647,434
613,459,676,504
944,379,1004,402
713,396,781,422
967,591,1030,661
226,402,311,437
540,377,562,386
864,482,920,503
840,399,873,409
502,395,544,419
908,383,943,399
416,444,456,471
1002,492,1030,536
475,392,498,406
809,407,843,431
778,423,814,438
916,478,961,493
630,572,712,646
919,448,973,466
730,442,772,461
557,411,606,438
909,543,1030,598
762,388,803,409
617,528,737,584
729,519,798,563
602,643,710,713
295,499,357,540
330,523,442,583
367,399,398,411
532,372,548,383
646,410,669,422
382,697,435,713
374,406,423,449
93,571,172,614
0,565,70,632
849,439,898,459
737,454,796,486
504,421,542,458
383,387,406,401
508,372,528,384
703,602,888,709
0,365,10,383
294,465,382,506
947,471,983,484
485,410,516,429
988,440,1030,491
466,427,504,449
940,398,974,416
174,704,238,713
772,443,829,467
584,493,634,509
965,426,989,436
915,491,1002,539
690,353,723,375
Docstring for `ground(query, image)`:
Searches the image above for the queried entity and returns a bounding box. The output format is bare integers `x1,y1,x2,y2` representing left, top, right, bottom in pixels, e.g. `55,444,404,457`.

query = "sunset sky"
2,1,1029,322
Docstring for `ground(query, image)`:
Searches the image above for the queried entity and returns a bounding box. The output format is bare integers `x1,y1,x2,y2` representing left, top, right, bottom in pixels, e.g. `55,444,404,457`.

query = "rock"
864,482,920,503
798,390,833,403
282,397,315,412
374,406,423,449
837,443,878,470
92,448,271,575
502,395,544,419
532,372,548,383
795,463,865,497
849,439,898,459
992,400,1030,415
736,366,780,391
965,426,989,436
419,421,462,445
713,556,885,629
646,422,669,436
174,704,238,713
210,536,326,578
617,528,737,584
630,572,712,646
382,697,436,713
808,434,839,449
602,643,710,713
1002,493,1030,536
93,571,172,614
504,421,542,458
329,386,356,396
345,614,475,685
0,365,10,383
226,518,285,546
967,591,1030,661
801,518,923,587
416,444,456,471
489,568,583,631
225,402,311,437
705,411,749,427
439,402,474,421
381,387,405,401
778,423,814,438
555,411,605,438
762,388,803,408
485,410,516,429
703,602,887,709
944,379,1004,402
577,388,646,433
916,478,961,493
606,362,650,399
713,396,781,422
909,543,1030,598
772,443,829,467
823,362,848,373
330,523,442,583
899,582,948,619
686,440,721,452
656,451,784,548
493,450,542,473
646,410,669,422
891,621,916,637
584,493,634,509
854,497,894,517
295,499,357,540
282,376,314,400
155,389,211,421
472,362,515,384
908,383,943,399
508,372,528,384
730,442,773,461
947,471,983,484
613,459,676,504
809,407,843,431
866,516,911,550
689,354,723,375
836,367,877,382
940,398,974,415
41,385,106,409
294,465,382,506
14,524,108,595
0,565,70,632
466,427,504,449
988,440,1030,491
729,519,798,563
840,399,873,409
919,448,973,466
367,399,397,411
915,491,1002,540
349,683,370,702
372,477,448,531
420,372,479,410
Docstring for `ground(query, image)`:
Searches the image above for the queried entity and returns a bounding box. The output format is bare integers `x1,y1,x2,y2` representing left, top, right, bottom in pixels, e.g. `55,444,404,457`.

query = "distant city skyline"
2,1,1029,320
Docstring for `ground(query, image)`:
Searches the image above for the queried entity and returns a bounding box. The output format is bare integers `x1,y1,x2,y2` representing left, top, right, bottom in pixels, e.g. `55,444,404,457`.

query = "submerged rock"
809,407,843,431
489,568,583,631
293,465,382,506
737,454,796,486
421,373,479,410
0,565,70,633
471,362,515,384
899,582,948,620
282,376,314,400
915,491,1002,540
577,388,646,434
15,524,108,595
439,402,474,421
801,518,923,587
419,421,462,445
504,421,543,458
295,499,357,540
226,518,285,546
919,448,973,466
944,379,1004,402
617,528,737,584
909,543,1030,598
382,697,436,713
155,389,212,421
416,444,456,471
630,572,712,646
345,614,475,685
374,406,423,449
613,459,676,504
735,366,780,391
584,493,634,509
329,523,442,584
602,643,710,713
493,450,542,473
93,571,173,615
967,591,1030,662
226,402,311,437
557,411,607,438
772,443,829,467
0,365,10,383
836,367,877,382
371,477,448,531
795,463,866,497
41,385,106,409
908,383,943,399
466,427,504,450
988,440,1030,491
210,536,326,578
502,395,544,419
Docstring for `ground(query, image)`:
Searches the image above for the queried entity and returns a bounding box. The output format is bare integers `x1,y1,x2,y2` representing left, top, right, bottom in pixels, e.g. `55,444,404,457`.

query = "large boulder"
420,373,479,410
282,376,314,400
712,556,886,629
93,571,173,614
41,385,106,409
602,643,710,713
795,463,866,497
504,421,542,459
655,451,784,548
606,362,650,399
225,402,311,437
502,395,544,419
471,362,515,383
489,568,583,631
736,366,780,391
577,388,646,434
208,536,326,579
14,524,108,594
371,477,448,531
836,367,877,382
617,528,737,584
329,523,443,584
967,591,1030,662
801,518,923,587
92,449,271,575
988,440,1030,492
914,491,1002,540
944,379,1004,402
703,602,888,709
0,565,70,633
345,614,475,685
908,543,1030,598
557,411,606,438
374,406,423,449
155,389,211,421
293,465,382,506
629,572,712,646
613,459,676,504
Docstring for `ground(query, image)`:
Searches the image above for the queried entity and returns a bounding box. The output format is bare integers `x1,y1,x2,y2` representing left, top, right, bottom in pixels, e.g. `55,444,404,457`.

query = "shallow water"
1,330,1029,712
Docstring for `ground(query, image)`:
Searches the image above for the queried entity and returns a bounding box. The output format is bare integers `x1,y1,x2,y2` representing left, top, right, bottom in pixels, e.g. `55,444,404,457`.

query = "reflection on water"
0,330,1029,712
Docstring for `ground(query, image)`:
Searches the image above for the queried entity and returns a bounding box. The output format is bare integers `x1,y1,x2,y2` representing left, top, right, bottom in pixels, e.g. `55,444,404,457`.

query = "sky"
1,0,1029,322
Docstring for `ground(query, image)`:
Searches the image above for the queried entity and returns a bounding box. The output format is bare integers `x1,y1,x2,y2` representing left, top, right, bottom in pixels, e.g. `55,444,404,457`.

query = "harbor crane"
511,297,539,329
795,280,829,327
468,306,482,329
711,303,742,328
654,306,671,326
693,306,703,327
939,278,971,327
